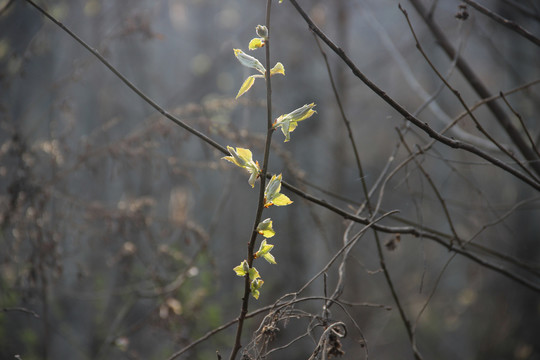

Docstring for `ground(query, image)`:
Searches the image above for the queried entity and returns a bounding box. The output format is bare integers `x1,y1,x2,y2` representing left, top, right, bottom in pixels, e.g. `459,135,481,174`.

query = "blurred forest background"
1,0,540,359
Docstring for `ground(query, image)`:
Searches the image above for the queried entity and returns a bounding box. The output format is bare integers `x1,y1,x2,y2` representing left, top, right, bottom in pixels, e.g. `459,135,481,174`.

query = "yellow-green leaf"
271,193,293,206
257,218,275,238
223,146,247,167
249,38,265,50
264,174,293,207
270,62,285,76
255,240,277,264
273,103,317,142
250,278,264,299
233,260,249,276
236,75,256,99
235,147,253,162
262,252,276,264
286,103,317,123
248,266,260,281
222,146,261,187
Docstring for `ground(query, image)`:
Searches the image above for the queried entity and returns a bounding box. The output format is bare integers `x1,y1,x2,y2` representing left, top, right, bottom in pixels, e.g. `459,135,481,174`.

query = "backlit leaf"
222,146,260,187
248,266,261,281
233,260,249,276
233,48,265,74
250,278,264,299
264,174,293,207
271,193,293,207
270,62,285,76
273,103,317,142
236,75,256,99
257,218,275,238
255,240,276,264
249,38,265,50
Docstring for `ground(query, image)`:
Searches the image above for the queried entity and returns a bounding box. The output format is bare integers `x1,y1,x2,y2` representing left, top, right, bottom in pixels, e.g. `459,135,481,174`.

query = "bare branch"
499,92,540,158
288,0,540,191
3,307,40,318
399,3,540,183
408,0,540,178
464,0,540,47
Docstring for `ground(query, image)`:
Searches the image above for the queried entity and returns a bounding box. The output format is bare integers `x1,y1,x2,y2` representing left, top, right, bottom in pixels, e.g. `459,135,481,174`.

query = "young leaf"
264,174,293,207
270,62,285,76
249,38,265,50
233,49,265,74
236,75,256,99
273,103,316,142
250,278,264,299
255,239,276,264
248,267,260,282
256,218,275,238
270,193,293,207
222,146,260,187
233,260,249,277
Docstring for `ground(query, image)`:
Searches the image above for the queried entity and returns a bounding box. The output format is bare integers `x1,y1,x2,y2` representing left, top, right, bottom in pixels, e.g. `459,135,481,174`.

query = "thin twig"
500,0,540,21
3,307,40,318
464,0,540,47
363,4,499,151
296,210,399,295
399,4,540,184
312,17,421,358
167,305,275,360
408,0,540,178
499,92,540,158
396,129,460,245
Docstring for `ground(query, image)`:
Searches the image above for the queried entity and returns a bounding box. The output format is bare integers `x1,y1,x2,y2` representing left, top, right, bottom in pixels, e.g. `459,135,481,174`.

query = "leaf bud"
256,25,268,39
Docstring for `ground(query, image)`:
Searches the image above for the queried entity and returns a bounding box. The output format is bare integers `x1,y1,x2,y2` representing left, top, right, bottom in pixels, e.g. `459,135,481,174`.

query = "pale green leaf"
248,171,258,188
284,103,317,123
264,174,282,200
256,240,276,264
222,145,247,167
262,252,276,264
248,266,260,281
222,146,260,187
273,103,317,142
233,48,265,74
256,239,273,255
